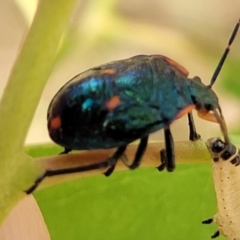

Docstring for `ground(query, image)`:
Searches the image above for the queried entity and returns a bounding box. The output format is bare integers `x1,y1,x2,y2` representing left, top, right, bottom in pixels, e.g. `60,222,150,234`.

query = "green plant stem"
0,0,78,225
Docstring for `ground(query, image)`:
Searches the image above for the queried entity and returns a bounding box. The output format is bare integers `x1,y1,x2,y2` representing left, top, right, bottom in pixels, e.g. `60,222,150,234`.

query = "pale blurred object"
0,195,50,240
14,0,37,24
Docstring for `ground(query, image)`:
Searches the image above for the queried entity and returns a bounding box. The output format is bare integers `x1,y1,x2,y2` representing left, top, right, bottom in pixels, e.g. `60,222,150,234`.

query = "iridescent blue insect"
26,19,239,194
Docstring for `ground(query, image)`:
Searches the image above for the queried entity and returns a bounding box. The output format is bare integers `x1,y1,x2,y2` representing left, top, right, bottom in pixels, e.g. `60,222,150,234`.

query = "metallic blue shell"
47,55,219,150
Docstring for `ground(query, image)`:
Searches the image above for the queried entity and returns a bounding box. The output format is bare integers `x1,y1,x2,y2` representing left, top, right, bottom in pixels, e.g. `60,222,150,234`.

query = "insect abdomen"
206,138,240,240
212,156,240,239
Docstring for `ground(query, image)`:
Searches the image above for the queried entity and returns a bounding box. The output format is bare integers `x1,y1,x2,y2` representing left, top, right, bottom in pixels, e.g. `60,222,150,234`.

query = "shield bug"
26,19,239,194
203,138,240,240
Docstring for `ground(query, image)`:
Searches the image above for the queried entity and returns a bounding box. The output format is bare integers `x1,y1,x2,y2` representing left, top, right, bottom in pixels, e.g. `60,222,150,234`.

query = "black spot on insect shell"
234,156,240,166
230,156,238,165
221,144,236,160
221,150,231,160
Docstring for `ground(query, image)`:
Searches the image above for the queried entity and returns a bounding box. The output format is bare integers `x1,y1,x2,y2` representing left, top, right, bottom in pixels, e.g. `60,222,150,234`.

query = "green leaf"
29,144,225,240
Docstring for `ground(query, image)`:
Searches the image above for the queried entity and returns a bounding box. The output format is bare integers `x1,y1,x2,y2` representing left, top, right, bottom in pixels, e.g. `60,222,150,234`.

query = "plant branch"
30,140,210,192
0,0,78,225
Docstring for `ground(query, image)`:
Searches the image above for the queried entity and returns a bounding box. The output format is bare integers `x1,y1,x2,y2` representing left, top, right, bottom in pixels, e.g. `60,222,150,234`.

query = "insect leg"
202,218,220,238
211,231,220,239
59,147,72,154
103,165,116,176
26,145,127,194
202,218,213,224
120,136,149,169
157,150,167,171
188,112,201,141
103,146,128,176
157,127,175,172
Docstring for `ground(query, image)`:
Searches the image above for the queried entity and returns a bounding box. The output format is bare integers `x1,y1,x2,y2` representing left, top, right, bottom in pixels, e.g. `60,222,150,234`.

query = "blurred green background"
1,0,240,239
1,0,240,144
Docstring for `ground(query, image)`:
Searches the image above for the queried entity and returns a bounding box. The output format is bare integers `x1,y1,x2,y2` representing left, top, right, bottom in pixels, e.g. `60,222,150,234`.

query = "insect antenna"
209,19,240,88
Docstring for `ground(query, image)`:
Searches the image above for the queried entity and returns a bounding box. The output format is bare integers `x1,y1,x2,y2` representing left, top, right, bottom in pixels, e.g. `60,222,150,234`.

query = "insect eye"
191,96,197,104
212,140,226,153
204,104,212,111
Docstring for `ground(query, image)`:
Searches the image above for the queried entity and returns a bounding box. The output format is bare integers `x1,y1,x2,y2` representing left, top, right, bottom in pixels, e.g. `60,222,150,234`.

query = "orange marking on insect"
50,116,62,129
197,110,218,123
105,96,121,110
175,104,195,120
162,56,189,77
100,68,116,75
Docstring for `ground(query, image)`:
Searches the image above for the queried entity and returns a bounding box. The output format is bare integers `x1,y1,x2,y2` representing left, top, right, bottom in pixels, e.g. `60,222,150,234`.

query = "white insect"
203,137,240,240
